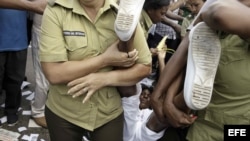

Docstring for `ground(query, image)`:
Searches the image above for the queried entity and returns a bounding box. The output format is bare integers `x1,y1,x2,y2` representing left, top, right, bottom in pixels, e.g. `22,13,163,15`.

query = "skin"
146,5,182,53
180,0,205,39
146,6,169,24
146,112,168,133
145,2,194,128
117,3,170,99
162,16,182,34
188,0,205,15
158,49,167,74
138,35,169,133
150,33,194,127
0,0,46,14
64,41,148,103
137,0,193,128
139,87,169,132
151,0,250,128
139,88,151,109
44,41,139,84
200,0,250,38
146,5,182,38
42,0,151,103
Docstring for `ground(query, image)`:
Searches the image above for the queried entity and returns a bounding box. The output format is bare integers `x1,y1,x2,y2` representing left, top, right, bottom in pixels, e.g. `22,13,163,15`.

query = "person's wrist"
98,54,110,68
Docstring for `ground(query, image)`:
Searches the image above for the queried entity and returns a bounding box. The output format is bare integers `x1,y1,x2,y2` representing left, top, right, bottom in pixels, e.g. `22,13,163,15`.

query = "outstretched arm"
0,0,46,14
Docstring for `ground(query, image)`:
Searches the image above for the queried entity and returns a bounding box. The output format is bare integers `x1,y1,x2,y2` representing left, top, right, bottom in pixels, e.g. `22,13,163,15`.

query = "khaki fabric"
39,0,151,131
187,34,250,141
140,10,153,38
181,17,193,37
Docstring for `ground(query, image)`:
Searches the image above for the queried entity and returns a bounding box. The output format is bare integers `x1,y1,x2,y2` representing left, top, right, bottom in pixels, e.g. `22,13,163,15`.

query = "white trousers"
30,14,49,118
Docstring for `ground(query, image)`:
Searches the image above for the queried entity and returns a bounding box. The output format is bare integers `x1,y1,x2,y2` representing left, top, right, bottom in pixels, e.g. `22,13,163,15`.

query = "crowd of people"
0,0,250,141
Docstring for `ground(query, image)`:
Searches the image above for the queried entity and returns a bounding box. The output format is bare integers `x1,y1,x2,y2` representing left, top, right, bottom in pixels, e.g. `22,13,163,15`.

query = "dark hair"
141,83,154,93
143,0,171,10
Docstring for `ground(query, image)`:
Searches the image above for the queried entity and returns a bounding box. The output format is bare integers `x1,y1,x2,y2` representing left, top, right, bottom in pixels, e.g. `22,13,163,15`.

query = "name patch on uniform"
63,31,85,36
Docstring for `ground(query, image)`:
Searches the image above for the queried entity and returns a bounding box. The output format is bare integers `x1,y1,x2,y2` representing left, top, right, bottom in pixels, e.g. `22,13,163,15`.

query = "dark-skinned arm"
150,32,190,123
200,0,250,38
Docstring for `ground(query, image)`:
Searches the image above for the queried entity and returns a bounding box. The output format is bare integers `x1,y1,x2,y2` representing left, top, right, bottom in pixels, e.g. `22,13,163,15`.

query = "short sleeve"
39,5,68,62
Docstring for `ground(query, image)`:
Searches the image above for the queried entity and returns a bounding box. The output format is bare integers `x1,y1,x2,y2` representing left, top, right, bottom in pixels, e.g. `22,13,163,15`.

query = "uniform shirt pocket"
63,31,89,60
220,48,247,65
64,31,87,50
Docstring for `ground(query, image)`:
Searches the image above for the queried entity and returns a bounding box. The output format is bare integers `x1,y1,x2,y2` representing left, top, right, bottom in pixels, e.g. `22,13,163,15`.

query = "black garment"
0,49,27,115
158,127,189,141
147,32,181,63
45,106,124,141
165,38,181,63
27,13,33,44
45,107,89,141
147,32,181,82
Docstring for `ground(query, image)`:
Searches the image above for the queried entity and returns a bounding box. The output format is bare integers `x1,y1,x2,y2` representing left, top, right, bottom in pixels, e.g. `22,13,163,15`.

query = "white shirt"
122,84,166,141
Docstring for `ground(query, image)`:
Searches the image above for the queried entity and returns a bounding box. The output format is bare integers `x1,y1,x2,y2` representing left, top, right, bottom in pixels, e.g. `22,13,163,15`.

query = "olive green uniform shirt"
181,16,194,37
139,10,153,38
39,0,151,131
187,33,250,141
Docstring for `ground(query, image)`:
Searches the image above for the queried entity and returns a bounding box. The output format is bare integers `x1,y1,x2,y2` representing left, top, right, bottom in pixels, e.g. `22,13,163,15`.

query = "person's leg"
164,68,185,111
0,52,6,97
31,15,49,127
117,34,138,98
0,52,5,128
147,69,187,138
4,49,27,125
173,91,190,113
90,113,124,141
45,106,87,141
115,0,144,97
151,33,190,124
161,66,196,128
